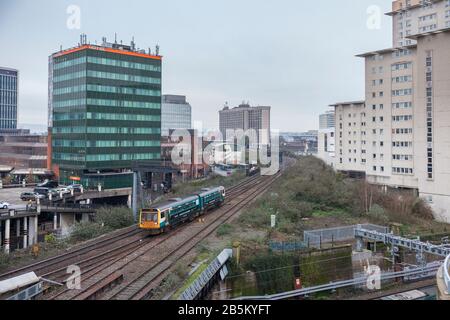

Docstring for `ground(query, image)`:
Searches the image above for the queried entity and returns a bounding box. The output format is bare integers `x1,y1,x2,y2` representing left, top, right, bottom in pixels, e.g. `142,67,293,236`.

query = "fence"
304,224,389,249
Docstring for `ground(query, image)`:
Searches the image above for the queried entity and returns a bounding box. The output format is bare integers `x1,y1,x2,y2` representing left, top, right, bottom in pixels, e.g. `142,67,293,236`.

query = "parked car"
20,192,41,201
34,187,51,196
54,187,70,195
0,201,10,209
37,180,59,188
67,184,83,193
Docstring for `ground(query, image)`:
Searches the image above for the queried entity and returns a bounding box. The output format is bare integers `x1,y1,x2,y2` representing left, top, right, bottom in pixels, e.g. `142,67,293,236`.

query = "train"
139,186,226,234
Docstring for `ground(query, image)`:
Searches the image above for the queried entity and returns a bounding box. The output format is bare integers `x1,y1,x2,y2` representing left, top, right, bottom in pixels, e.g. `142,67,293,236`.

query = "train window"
146,212,158,222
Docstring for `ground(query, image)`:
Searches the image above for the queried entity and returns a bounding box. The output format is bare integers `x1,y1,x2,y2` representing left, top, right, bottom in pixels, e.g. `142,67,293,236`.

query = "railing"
445,254,450,293
234,264,441,300
304,224,389,249
178,249,232,300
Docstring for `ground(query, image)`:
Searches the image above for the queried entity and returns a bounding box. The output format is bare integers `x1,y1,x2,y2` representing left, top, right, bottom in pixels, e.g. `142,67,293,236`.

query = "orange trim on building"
53,44,162,61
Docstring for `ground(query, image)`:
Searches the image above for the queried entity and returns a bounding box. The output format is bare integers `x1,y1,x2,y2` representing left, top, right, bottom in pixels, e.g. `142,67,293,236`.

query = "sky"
0,0,393,132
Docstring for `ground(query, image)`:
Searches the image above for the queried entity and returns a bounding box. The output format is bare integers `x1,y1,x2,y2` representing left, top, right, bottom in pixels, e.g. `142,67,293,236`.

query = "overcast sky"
0,0,393,132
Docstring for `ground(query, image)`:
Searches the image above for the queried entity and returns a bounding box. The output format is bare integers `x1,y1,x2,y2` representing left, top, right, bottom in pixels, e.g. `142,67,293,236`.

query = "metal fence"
304,224,389,249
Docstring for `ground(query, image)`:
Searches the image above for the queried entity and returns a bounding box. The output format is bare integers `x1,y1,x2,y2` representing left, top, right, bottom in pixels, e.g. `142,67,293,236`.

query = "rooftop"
329,100,365,107
52,34,162,60
356,44,416,58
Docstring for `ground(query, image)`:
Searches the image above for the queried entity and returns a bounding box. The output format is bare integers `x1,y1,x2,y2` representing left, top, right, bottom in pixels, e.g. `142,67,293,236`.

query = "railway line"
49,172,282,300
0,170,281,300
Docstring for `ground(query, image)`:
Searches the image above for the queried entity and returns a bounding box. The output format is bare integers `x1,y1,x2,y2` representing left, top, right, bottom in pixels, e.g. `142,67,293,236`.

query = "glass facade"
161,95,192,136
51,46,162,175
0,68,18,129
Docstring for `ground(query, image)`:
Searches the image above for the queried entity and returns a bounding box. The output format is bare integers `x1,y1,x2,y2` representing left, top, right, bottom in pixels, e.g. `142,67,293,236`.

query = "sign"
70,176,81,181
271,215,276,228
295,278,302,290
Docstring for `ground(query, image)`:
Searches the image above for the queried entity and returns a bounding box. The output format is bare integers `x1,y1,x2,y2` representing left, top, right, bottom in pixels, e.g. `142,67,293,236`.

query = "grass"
172,261,210,299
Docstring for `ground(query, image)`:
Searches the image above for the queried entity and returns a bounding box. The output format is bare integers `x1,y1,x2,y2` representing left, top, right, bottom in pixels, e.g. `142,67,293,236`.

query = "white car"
54,187,70,195
0,201,10,209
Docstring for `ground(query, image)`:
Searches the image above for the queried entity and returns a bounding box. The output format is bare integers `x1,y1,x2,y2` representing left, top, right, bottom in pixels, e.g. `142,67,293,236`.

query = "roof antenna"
155,44,160,56
115,33,117,44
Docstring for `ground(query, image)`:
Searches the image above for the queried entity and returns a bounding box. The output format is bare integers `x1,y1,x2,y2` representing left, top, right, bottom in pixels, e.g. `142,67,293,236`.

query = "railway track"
0,160,289,301
52,172,282,300
0,173,264,296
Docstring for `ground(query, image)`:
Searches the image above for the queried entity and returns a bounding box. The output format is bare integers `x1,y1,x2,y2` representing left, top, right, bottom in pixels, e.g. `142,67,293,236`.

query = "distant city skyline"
0,0,392,132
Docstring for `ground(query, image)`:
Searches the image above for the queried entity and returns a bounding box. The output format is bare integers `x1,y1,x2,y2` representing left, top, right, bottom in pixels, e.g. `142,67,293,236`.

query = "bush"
95,207,134,229
70,222,109,243
368,204,389,223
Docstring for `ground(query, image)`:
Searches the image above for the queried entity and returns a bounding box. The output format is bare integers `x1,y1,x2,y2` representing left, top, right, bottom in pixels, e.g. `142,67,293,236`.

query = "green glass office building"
48,38,162,188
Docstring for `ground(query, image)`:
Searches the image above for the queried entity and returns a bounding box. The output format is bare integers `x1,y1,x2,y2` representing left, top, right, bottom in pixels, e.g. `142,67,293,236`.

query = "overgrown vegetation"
70,207,134,243
239,156,441,236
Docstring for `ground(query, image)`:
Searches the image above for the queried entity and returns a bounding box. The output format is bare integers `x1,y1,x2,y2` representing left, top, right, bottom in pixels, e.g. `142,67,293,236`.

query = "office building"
161,95,192,136
219,103,271,146
0,67,18,130
48,35,162,187
331,0,450,222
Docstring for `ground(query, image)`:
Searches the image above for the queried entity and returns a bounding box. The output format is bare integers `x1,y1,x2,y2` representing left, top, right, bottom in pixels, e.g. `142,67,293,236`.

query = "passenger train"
139,186,226,234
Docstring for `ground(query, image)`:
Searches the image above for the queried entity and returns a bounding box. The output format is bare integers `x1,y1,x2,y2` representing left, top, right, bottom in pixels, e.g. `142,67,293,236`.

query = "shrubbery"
239,156,436,235
69,207,134,243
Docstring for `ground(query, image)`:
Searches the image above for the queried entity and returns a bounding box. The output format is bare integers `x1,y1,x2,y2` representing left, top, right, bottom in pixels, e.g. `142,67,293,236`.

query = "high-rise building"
219,103,271,146
331,0,450,222
161,95,192,136
319,110,335,130
388,0,450,47
0,67,18,130
48,36,162,187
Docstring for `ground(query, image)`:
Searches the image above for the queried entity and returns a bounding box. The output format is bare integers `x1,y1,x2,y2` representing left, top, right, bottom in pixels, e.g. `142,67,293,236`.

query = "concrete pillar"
82,213,89,223
53,213,58,230
0,220,2,247
356,236,364,252
23,217,28,249
60,213,75,237
28,216,37,246
4,219,10,254
0,179,3,189
16,219,21,250
34,216,38,244
127,194,132,209
80,185,84,194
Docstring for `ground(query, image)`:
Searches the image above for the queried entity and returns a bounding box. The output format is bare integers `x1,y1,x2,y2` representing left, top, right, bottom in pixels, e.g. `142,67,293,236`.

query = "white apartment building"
389,0,450,47
317,127,336,168
330,0,450,222
332,101,367,176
